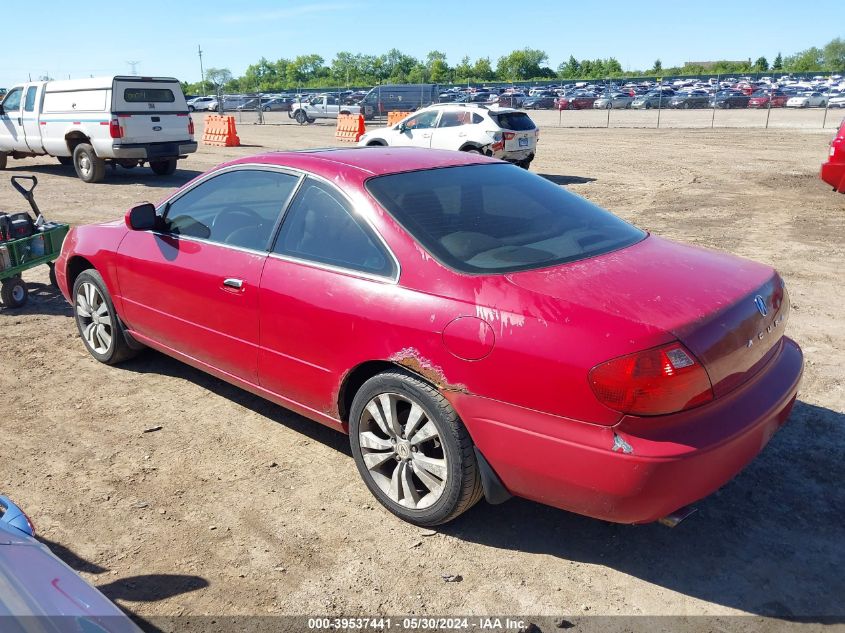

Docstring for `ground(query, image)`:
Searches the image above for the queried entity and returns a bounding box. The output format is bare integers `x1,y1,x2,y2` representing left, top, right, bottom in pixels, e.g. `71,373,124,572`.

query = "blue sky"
1,0,841,88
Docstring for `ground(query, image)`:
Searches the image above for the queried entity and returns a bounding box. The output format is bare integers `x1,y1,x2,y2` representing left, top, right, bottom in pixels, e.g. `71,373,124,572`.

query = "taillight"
503,132,515,141
589,342,714,416
109,118,124,139
188,116,195,136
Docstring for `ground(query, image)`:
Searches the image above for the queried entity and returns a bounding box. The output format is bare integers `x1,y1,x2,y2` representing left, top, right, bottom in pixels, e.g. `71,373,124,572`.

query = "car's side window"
273,178,394,278
163,169,299,251
2,88,23,112
438,111,472,128
403,110,439,130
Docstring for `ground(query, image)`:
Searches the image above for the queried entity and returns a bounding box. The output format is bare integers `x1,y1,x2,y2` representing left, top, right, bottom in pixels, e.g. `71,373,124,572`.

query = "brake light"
503,132,515,141
188,116,195,136
589,342,714,416
109,118,124,139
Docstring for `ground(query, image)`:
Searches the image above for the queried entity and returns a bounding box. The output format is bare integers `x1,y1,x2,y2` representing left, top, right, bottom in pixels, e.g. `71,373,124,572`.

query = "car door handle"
422,133,431,138
222,278,244,289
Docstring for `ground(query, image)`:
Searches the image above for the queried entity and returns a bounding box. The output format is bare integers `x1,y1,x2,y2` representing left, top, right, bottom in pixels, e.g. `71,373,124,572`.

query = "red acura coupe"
55,148,803,527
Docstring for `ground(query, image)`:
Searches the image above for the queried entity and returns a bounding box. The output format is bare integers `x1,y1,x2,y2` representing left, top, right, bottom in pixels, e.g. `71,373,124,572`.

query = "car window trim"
269,175,399,283
154,162,400,284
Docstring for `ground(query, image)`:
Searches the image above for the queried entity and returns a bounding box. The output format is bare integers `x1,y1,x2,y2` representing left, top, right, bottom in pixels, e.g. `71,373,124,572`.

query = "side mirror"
398,122,407,133
125,203,157,230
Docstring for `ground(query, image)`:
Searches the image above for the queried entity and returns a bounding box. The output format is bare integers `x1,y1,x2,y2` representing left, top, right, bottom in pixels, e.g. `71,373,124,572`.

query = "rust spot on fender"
389,347,468,393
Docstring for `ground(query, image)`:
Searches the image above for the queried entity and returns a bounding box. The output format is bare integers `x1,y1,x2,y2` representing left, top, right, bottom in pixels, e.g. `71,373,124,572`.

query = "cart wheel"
1,277,28,309
48,263,58,287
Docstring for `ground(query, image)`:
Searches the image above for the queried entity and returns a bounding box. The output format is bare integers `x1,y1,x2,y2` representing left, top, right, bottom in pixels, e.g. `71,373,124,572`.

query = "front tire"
150,158,177,176
73,143,105,183
1,277,28,309
349,370,483,526
72,269,137,365
295,110,307,125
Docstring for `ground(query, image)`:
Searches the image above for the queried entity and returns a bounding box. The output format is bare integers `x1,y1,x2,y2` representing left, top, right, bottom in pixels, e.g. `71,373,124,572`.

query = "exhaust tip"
658,506,697,528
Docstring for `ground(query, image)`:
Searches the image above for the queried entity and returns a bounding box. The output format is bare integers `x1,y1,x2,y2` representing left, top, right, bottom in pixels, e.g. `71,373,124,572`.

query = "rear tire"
73,143,105,183
150,158,177,176
72,269,137,365
1,277,28,309
349,370,483,526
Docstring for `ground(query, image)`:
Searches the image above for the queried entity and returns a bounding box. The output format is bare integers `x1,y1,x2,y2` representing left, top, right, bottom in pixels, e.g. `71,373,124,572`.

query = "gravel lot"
1,110,843,630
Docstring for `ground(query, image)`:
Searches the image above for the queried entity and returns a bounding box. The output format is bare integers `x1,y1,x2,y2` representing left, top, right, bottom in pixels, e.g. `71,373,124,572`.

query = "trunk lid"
506,235,790,397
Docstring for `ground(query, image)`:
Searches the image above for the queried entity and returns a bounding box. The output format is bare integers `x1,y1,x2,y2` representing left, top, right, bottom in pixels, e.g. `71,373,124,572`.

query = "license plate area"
518,137,530,148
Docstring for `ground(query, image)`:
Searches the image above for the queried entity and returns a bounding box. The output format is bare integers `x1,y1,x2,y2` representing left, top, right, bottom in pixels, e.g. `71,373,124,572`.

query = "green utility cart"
0,176,70,308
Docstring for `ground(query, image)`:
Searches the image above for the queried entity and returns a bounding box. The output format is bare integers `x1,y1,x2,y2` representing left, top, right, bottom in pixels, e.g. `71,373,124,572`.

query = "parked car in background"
829,94,845,108
0,496,142,632
522,94,556,109
260,97,294,112
748,90,790,108
668,91,711,109
55,148,802,527
498,92,527,108
557,93,598,109
359,104,538,169
632,91,672,109
593,93,633,109
711,90,751,109
786,92,828,108
187,96,218,112
820,118,845,193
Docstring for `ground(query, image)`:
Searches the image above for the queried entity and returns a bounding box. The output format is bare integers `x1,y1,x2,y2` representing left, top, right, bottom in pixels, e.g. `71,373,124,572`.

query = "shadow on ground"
539,173,597,186
40,537,208,633
0,282,72,316
4,163,202,188
114,347,843,619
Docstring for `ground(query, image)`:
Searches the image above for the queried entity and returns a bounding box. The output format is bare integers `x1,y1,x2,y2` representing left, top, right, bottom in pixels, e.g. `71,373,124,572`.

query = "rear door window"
124,88,175,103
273,178,395,278
494,112,536,131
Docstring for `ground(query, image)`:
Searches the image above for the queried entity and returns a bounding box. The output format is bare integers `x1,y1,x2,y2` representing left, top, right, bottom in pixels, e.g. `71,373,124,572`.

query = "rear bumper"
449,336,803,524
111,141,198,159
820,160,845,193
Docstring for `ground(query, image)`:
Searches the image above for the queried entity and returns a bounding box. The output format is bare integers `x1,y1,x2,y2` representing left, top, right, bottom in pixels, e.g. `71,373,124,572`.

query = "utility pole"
198,45,205,93
126,61,140,76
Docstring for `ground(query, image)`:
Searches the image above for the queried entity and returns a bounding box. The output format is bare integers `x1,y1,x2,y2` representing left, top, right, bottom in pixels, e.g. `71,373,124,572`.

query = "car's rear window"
124,88,175,103
366,164,645,274
494,112,536,131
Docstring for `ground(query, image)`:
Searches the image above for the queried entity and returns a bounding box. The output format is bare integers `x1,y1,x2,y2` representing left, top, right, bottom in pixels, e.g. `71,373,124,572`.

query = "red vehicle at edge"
556,94,598,110
55,148,803,527
748,90,790,108
821,118,845,193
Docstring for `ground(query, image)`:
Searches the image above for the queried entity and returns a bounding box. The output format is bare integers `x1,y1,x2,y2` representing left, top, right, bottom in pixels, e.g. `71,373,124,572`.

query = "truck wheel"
1,277,28,309
306,117,315,124
295,110,307,124
73,143,105,183
57,156,72,166
0,153,7,170
150,158,177,176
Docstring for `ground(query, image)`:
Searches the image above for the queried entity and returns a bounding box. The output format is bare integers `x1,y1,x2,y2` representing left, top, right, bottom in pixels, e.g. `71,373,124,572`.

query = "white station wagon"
358,104,538,169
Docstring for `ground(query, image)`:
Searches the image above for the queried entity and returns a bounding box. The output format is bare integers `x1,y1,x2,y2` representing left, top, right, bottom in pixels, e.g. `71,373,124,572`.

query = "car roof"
224,147,499,180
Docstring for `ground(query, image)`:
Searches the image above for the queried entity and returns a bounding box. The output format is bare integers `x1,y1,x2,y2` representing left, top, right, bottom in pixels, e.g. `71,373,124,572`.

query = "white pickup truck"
0,76,197,183
289,94,365,124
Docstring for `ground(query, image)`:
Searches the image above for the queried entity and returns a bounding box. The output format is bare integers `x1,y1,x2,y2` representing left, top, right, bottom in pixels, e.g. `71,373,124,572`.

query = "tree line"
186,38,845,94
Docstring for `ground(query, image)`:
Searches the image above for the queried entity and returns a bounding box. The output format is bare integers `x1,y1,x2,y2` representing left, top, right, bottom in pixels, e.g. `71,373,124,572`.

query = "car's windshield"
366,164,645,274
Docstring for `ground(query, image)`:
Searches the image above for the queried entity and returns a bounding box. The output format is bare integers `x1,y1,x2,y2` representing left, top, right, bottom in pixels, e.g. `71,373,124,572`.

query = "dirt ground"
1,111,843,629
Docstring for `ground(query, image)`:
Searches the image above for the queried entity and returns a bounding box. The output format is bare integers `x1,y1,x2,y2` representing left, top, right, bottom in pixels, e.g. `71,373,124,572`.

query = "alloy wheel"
358,393,447,510
76,282,113,354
